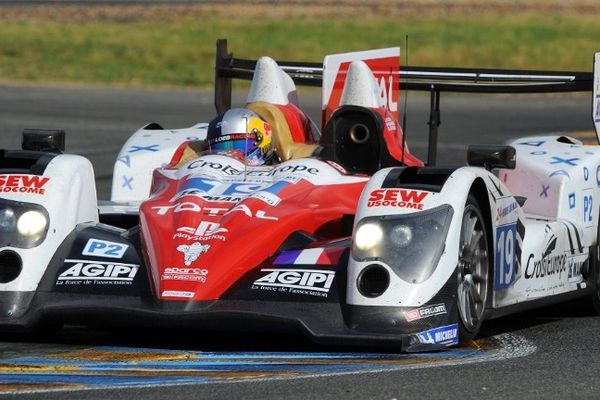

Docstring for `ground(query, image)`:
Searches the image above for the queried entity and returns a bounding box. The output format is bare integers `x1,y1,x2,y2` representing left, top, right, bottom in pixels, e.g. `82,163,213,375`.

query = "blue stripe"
0,346,486,392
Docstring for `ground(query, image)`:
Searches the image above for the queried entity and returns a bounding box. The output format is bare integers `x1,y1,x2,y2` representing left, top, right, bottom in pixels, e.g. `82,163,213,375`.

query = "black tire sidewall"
458,194,490,343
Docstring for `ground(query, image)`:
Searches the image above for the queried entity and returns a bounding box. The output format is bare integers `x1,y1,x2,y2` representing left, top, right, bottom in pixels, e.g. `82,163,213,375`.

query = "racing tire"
457,194,490,343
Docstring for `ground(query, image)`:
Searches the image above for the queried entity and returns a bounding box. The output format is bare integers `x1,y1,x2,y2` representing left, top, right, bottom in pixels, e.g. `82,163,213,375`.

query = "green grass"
0,12,599,88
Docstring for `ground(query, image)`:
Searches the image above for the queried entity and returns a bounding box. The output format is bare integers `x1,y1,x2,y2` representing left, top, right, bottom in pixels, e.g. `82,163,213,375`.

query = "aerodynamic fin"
322,47,400,129
246,56,299,106
339,61,381,109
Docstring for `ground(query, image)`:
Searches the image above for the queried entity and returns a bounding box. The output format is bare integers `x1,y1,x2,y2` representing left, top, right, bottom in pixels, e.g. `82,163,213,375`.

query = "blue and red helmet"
207,108,274,165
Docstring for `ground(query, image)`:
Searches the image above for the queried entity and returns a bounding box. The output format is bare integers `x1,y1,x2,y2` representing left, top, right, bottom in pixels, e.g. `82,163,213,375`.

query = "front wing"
0,224,462,352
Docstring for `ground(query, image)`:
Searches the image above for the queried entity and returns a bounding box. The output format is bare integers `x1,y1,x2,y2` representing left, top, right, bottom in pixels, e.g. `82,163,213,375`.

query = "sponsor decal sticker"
267,164,319,177
0,175,49,195
153,202,228,216
56,259,139,285
524,235,567,280
171,178,288,205
252,268,335,298
495,223,517,290
224,204,278,221
404,303,447,322
161,267,208,283
177,242,210,266
186,159,319,179
496,201,518,221
162,290,194,299
416,324,459,346
175,222,228,242
568,257,584,283
82,239,129,259
367,189,429,209
186,160,242,175
274,248,345,266
583,190,594,228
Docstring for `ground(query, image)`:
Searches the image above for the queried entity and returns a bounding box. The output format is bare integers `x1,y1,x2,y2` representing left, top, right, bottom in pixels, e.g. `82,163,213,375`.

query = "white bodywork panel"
348,135,600,310
110,123,208,202
0,155,98,292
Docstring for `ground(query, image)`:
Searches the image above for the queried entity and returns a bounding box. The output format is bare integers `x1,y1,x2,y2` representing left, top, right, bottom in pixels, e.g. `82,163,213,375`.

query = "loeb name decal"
252,268,335,298
56,259,139,285
0,175,49,195
367,189,429,209
404,303,447,322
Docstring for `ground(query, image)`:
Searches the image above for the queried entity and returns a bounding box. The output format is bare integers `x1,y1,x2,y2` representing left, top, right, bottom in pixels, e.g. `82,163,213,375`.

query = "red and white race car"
0,40,599,351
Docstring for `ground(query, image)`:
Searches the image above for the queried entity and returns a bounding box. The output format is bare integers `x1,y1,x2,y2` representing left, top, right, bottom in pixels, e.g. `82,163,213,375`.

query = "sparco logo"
0,175,50,195
162,267,208,282
56,259,139,285
404,303,447,322
252,269,335,298
367,189,429,209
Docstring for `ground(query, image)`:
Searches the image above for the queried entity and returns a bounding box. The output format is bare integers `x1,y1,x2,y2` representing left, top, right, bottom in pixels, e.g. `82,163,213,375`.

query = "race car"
0,40,599,352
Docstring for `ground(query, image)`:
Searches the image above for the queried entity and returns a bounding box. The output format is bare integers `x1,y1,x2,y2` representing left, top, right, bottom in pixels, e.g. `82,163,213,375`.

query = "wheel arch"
468,177,495,311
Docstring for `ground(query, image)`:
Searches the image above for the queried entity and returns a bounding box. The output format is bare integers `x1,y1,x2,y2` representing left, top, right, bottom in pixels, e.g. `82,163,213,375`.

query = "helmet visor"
208,133,256,154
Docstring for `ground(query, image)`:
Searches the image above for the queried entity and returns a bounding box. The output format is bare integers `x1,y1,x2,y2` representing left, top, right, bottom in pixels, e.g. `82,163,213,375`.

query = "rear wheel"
457,195,489,342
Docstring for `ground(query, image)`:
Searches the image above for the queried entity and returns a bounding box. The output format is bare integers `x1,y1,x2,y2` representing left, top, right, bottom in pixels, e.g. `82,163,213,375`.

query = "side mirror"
467,145,516,170
22,129,65,153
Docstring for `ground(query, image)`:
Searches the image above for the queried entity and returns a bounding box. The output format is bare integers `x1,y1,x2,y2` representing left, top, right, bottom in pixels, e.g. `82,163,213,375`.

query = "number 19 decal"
495,223,517,290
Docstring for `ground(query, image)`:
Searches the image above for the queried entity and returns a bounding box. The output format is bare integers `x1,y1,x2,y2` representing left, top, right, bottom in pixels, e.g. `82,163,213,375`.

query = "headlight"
17,210,47,237
0,209,16,233
0,198,50,249
355,223,383,251
390,224,413,248
352,205,453,284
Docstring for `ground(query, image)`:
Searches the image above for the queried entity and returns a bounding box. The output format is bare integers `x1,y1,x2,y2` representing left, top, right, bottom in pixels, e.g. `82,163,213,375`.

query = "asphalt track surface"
0,85,599,399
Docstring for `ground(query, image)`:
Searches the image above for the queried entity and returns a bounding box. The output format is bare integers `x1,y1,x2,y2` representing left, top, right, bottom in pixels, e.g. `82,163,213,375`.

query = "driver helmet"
206,108,274,165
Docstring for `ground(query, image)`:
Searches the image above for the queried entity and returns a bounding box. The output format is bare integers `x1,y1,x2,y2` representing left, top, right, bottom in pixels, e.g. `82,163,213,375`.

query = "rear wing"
214,39,596,165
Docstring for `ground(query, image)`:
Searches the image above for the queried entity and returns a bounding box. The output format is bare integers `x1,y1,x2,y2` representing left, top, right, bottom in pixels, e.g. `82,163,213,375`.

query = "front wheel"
457,195,489,342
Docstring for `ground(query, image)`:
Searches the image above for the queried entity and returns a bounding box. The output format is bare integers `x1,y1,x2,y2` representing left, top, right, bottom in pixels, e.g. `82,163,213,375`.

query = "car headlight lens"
0,209,16,233
17,210,47,237
0,198,50,249
355,223,384,251
352,204,454,284
390,224,413,248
